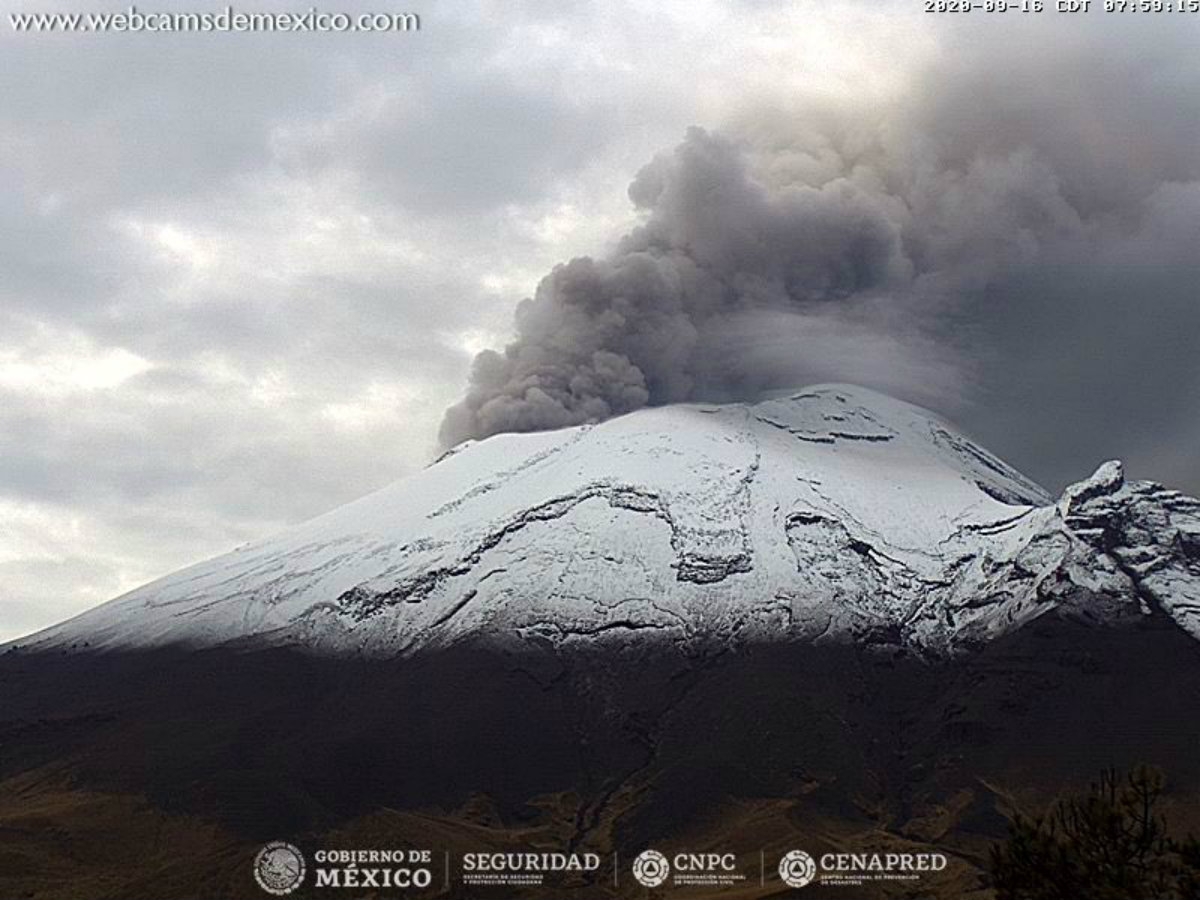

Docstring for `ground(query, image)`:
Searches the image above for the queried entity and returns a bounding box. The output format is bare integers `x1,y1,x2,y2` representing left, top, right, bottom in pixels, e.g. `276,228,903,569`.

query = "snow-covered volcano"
14,385,1200,656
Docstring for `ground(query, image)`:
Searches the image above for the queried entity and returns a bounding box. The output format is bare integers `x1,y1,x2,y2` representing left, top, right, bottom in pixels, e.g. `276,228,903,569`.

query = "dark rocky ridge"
3,607,1200,898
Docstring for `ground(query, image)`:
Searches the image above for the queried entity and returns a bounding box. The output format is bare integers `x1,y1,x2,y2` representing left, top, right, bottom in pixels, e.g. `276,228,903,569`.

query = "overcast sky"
3,1,1198,642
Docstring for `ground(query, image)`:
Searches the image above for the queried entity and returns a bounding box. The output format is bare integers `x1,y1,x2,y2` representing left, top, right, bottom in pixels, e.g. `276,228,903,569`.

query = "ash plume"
440,20,1200,449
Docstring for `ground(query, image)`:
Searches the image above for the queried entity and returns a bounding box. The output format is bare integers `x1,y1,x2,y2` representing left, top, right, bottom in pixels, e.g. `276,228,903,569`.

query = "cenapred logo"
779,849,817,889
254,841,306,895
632,849,670,887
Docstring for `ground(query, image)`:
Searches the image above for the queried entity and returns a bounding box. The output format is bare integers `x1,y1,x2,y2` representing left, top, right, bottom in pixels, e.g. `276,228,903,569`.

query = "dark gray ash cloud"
440,125,929,446
441,19,1200,469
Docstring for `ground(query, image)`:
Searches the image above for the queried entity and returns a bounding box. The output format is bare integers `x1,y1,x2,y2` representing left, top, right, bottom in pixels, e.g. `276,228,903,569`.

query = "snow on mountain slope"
12,385,1200,657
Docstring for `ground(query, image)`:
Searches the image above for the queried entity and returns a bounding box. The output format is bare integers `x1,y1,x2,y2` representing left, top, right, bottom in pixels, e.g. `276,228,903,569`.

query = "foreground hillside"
3,611,1200,898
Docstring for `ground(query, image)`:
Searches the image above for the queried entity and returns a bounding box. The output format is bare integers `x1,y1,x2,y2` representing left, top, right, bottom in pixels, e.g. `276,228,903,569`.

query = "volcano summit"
13,384,1200,658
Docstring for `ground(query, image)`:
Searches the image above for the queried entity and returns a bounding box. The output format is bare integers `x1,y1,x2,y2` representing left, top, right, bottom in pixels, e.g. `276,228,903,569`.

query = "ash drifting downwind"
441,23,1200,486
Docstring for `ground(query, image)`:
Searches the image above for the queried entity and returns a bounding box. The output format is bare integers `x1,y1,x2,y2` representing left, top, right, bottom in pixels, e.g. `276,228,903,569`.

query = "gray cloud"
0,0,707,641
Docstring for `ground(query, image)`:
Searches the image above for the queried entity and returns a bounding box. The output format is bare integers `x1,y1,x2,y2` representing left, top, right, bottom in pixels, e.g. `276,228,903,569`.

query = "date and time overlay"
926,0,1199,14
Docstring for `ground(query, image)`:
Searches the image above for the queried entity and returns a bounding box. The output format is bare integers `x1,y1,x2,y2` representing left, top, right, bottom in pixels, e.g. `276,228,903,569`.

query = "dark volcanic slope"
3,612,1200,899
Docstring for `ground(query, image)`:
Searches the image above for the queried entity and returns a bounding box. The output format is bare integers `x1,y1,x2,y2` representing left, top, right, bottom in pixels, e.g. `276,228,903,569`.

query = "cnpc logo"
631,850,669,887
631,850,739,887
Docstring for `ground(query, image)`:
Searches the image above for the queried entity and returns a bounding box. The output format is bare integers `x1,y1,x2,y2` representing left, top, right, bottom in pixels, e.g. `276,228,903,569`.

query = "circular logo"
632,849,670,887
254,841,306,895
779,849,817,889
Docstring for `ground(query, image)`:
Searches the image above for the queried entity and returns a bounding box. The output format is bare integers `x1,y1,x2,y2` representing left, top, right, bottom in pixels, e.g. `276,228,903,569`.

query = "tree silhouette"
990,766,1200,900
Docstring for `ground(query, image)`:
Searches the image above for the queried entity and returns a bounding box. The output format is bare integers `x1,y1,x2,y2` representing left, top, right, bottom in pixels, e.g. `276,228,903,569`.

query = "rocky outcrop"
1057,460,1200,639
